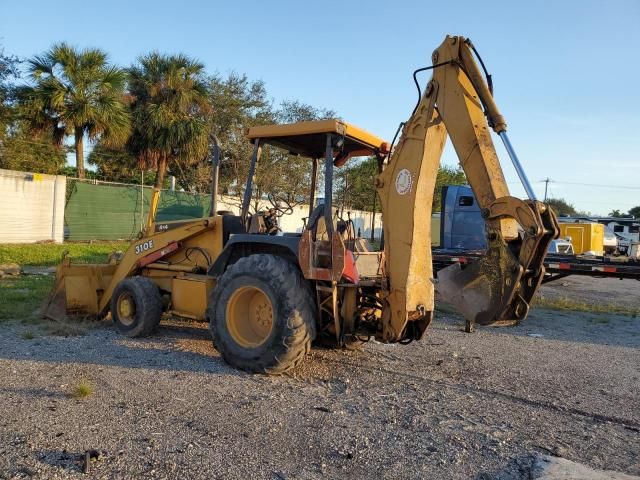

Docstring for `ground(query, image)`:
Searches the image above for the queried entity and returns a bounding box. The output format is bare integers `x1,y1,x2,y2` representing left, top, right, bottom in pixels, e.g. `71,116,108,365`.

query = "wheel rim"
116,292,136,326
226,286,273,348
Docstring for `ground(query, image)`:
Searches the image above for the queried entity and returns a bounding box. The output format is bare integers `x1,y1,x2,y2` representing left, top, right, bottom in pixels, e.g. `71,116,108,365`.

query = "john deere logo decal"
395,169,413,195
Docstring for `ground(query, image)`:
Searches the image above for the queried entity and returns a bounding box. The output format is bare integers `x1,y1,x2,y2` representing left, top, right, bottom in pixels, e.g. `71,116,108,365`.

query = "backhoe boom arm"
376,35,559,342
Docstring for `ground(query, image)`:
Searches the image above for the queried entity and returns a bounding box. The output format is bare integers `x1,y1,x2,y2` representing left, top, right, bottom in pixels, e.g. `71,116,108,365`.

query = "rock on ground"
532,455,640,480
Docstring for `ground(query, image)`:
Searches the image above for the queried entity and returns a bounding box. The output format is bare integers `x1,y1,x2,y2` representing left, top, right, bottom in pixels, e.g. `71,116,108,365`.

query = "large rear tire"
207,254,316,374
111,276,162,337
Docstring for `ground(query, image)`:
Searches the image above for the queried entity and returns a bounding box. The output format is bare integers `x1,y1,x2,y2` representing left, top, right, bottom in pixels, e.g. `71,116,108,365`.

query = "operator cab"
214,119,389,280
243,119,388,238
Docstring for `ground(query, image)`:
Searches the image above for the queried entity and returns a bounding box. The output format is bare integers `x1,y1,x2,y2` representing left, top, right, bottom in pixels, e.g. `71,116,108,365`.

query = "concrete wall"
278,204,382,239
215,196,383,239
0,169,66,243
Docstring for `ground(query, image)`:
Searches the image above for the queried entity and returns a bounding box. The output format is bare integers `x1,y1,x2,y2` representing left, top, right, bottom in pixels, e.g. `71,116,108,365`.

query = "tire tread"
207,254,316,374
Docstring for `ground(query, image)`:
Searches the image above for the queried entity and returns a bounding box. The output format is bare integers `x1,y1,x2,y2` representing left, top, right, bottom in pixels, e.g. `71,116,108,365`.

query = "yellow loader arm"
376,35,559,342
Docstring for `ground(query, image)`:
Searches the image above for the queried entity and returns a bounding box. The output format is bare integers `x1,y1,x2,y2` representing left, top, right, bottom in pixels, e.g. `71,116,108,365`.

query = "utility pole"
543,178,551,201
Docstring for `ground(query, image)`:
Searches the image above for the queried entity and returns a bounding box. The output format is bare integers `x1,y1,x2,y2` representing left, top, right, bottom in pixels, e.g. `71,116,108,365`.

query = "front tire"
207,254,316,374
111,276,162,337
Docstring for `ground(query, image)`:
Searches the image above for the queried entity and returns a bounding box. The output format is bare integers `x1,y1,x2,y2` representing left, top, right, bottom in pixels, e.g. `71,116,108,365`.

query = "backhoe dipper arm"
376,35,559,343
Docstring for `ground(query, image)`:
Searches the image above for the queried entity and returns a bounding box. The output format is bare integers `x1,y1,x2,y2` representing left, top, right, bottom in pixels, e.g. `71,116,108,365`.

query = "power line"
538,179,640,191
4,138,120,159
560,199,639,207
542,177,551,201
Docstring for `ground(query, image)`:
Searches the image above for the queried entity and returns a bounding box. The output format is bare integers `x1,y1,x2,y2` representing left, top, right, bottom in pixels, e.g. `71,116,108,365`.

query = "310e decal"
135,240,154,255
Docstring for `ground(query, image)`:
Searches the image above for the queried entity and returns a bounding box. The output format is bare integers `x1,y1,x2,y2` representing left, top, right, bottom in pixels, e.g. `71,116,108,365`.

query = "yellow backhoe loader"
43,35,558,373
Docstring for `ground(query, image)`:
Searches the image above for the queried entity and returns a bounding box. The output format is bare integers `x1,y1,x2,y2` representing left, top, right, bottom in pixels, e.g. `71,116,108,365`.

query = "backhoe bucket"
42,255,117,321
437,236,528,326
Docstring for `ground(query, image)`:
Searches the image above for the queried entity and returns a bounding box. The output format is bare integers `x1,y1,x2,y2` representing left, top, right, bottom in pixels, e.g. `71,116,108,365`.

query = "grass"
534,295,639,317
0,242,126,326
0,246,108,399
0,241,129,267
43,320,91,336
369,240,381,251
435,301,458,315
70,380,94,399
436,295,639,319
0,274,99,336
0,275,54,322
0,242,129,324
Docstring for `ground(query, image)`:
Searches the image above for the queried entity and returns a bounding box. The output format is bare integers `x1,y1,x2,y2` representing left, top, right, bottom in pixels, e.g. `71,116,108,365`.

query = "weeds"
0,242,129,267
435,302,458,315
534,296,640,317
1,274,102,336
70,380,94,399
0,275,53,321
43,320,90,336
42,317,101,337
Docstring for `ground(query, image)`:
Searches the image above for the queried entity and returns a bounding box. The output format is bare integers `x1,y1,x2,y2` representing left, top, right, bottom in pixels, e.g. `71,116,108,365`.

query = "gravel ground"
539,274,640,308
1,279,639,479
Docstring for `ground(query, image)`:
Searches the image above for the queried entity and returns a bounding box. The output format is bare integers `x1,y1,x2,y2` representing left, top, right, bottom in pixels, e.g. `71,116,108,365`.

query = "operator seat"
307,205,353,248
221,215,245,246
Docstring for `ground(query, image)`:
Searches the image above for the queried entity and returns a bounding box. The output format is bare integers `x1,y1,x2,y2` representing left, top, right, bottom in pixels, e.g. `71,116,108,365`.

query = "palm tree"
127,53,210,190
22,42,130,178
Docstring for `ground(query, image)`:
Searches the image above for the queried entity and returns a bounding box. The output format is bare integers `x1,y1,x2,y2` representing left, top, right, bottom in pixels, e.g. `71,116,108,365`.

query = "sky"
1,0,639,215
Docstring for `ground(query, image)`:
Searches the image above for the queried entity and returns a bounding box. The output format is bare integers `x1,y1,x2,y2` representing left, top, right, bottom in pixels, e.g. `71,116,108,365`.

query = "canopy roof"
246,119,388,160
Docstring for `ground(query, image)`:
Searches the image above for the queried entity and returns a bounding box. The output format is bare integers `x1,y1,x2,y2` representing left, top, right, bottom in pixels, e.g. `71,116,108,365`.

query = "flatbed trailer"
432,249,640,283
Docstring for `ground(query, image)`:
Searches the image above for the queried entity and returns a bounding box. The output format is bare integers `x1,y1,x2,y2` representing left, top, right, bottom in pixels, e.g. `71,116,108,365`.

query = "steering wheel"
267,193,294,217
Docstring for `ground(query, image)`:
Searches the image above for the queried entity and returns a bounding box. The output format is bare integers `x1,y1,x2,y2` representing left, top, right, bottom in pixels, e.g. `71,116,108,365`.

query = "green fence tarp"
65,181,212,241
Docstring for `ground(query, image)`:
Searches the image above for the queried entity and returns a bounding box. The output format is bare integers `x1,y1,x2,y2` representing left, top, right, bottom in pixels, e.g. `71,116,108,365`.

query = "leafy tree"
19,42,130,178
276,100,335,124
0,45,66,173
87,70,335,211
608,209,627,218
203,72,272,195
336,161,466,212
204,79,335,212
547,197,577,216
127,53,210,190
87,143,156,185
335,157,380,212
0,44,20,134
0,123,66,174
628,206,640,219
433,165,466,211
249,100,336,212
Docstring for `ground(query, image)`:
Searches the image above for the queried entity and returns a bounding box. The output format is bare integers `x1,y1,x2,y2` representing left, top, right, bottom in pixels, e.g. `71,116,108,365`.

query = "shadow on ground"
0,317,248,377
433,305,640,349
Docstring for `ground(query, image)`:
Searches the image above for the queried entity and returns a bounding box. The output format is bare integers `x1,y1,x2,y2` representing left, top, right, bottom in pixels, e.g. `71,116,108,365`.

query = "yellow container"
559,223,604,255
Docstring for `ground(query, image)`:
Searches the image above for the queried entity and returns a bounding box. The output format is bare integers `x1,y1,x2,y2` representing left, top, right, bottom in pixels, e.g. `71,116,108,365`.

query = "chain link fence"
64,179,213,241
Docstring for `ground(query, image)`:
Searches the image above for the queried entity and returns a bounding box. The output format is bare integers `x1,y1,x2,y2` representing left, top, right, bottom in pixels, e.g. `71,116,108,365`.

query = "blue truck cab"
439,185,572,254
440,185,485,250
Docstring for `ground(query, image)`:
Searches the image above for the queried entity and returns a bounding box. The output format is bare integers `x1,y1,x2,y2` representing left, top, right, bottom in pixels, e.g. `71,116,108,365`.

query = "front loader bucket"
42,257,117,321
437,238,527,326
